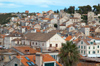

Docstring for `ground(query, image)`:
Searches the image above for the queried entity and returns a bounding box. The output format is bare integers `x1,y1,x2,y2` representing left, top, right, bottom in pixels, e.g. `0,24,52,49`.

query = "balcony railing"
48,47,59,51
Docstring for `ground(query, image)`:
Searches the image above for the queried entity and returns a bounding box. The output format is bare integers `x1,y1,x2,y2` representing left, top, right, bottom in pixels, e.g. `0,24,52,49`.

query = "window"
62,44,63,47
24,41,25,44
93,51,95,54
56,44,58,47
30,42,31,46
94,40,95,43
36,43,37,45
81,50,83,53
0,42,1,45
50,44,52,47
81,41,83,44
98,50,99,53
84,51,85,54
89,51,90,54
84,46,85,49
45,63,54,66
27,62,35,66
51,55,57,60
89,47,90,49
93,46,95,49
81,46,83,49
15,64,18,66
78,46,80,48
97,45,99,48
71,28,73,30
91,42,93,44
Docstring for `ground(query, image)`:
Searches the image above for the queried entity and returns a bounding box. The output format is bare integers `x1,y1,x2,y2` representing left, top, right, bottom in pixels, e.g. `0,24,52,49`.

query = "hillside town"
0,9,100,66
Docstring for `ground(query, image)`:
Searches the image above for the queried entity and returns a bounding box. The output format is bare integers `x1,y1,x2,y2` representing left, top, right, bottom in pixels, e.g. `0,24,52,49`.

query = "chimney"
36,52,42,66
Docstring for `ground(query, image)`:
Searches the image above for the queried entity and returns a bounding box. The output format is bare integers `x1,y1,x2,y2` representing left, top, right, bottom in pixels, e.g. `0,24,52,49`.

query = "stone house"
88,12,95,22
81,26,90,36
21,33,66,51
4,32,23,48
77,38,100,57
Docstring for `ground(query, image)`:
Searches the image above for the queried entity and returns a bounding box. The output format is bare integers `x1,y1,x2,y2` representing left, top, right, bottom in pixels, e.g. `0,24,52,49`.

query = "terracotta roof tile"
65,36,72,41
42,18,50,20
13,46,38,55
16,54,62,66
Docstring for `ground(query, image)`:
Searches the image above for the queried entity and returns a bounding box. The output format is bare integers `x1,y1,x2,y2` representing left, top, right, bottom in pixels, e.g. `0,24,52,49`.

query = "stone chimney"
36,52,42,66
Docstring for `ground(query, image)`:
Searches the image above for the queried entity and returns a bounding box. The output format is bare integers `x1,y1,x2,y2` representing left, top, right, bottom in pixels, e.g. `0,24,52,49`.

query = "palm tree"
98,16,100,23
59,41,80,66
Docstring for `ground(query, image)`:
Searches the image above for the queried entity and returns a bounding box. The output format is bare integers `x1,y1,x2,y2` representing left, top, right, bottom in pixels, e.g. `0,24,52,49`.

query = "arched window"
50,44,52,47
33,42,34,45
36,43,37,45
30,42,31,46
56,44,58,47
15,64,18,66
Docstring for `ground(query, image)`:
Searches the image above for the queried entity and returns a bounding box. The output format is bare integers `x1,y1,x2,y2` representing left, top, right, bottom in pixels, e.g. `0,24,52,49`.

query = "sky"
0,0,99,13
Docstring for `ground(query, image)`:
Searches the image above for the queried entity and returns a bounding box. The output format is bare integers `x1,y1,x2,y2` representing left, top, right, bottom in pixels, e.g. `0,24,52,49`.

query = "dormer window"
94,40,95,43
81,41,83,44
25,50,29,52
90,42,93,44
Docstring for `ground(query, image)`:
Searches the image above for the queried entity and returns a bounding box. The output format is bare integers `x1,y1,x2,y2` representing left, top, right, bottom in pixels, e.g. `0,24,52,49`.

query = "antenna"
20,56,23,66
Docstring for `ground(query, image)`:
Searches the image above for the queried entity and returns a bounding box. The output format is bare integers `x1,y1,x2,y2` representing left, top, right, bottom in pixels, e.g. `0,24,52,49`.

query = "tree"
78,5,92,14
98,16,100,23
57,10,59,13
16,22,20,26
64,8,67,12
59,41,80,66
98,16,100,19
81,15,88,24
67,6,75,14
17,12,20,14
3,25,7,27
54,11,57,13
93,4,100,14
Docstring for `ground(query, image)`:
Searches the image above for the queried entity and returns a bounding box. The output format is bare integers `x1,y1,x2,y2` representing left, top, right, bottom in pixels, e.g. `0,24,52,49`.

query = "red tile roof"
0,34,7,38
65,36,72,41
13,46,38,55
16,54,62,66
42,18,50,20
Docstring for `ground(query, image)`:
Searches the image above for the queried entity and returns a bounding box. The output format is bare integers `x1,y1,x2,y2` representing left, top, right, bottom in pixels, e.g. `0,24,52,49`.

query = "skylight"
25,57,30,61
27,62,35,66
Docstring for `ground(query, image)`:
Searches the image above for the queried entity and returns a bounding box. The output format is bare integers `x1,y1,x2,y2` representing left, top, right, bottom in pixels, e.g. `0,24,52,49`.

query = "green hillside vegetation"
0,13,17,25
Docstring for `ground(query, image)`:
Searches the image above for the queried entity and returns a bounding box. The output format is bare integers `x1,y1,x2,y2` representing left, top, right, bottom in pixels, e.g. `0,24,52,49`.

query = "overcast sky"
0,0,99,13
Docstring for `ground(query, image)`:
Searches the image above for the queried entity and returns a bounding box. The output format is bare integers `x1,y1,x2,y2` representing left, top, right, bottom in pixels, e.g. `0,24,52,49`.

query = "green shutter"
89,51,90,54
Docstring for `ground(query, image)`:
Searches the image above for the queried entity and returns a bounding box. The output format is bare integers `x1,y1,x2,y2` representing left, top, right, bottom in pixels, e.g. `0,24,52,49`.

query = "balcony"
48,47,59,51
